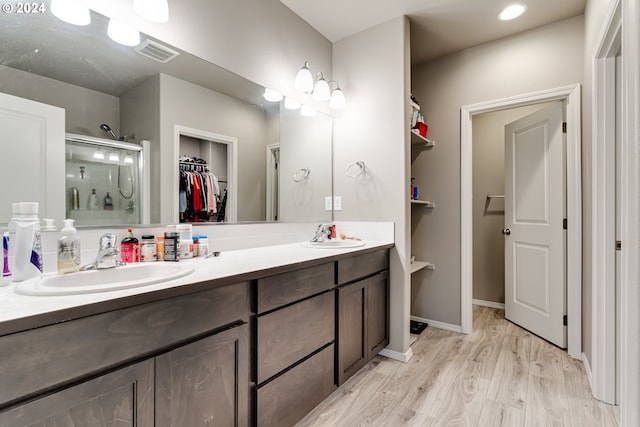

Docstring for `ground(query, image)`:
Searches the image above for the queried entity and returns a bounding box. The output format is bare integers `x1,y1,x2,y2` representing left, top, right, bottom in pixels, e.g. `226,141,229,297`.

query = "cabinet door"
367,271,390,359
155,324,249,427
337,280,367,385
0,359,154,427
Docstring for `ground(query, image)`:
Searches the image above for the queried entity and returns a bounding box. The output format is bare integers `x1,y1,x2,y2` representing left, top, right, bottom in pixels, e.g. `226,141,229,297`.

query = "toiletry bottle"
413,183,419,201
410,178,415,200
1,232,11,286
57,219,81,274
164,232,179,262
120,228,139,263
8,202,43,282
176,223,193,259
104,192,113,210
88,189,99,210
156,235,165,261
71,187,79,210
140,235,156,262
198,235,209,257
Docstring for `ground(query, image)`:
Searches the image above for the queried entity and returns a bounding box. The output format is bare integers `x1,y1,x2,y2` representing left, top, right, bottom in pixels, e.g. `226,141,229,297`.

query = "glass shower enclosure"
65,134,149,226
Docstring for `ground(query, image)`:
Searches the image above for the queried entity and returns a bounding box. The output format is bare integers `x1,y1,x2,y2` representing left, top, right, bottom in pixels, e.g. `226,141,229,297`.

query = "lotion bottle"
57,219,81,274
88,189,99,210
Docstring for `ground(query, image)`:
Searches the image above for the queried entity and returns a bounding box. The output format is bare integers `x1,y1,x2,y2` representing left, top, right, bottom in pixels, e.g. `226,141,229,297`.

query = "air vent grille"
134,39,179,63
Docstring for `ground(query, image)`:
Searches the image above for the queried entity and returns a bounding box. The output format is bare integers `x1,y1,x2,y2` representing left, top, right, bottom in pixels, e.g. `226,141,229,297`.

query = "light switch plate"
325,196,332,211
333,196,342,211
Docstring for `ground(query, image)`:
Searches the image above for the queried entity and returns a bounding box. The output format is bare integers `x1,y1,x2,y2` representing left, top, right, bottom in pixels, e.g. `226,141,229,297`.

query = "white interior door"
504,101,566,348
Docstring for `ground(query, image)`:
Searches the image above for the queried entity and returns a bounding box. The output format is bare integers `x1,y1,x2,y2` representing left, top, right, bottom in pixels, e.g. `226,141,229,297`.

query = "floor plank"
295,306,619,427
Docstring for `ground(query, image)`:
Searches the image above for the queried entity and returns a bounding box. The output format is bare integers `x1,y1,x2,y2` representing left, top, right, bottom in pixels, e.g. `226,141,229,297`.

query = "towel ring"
346,161,366,178
293,167,311,182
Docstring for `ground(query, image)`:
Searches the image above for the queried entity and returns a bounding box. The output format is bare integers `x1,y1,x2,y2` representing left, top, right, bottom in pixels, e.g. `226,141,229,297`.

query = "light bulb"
300,105,317,117
107,19,141,46
108,152,120,162
329,87,346,109
284,97,301,110
133,0,169,23
124,154,134,164
294,61,314,93
93,150,105,160
263,88,283,102
51,0,91,26
313,75,330,101
498,4,527,20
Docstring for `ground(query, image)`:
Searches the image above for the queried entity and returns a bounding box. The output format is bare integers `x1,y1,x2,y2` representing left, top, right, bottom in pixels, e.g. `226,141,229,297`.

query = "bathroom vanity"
0,242,391,427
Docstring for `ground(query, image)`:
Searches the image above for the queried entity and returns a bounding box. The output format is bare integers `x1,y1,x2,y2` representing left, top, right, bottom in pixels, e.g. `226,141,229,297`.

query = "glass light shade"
51,0,91,26
313,77,330,101
124,154,134,164
263,88,283,102
108,152,120,162
133,0,169,23
329,88,346,109
294,62,314,93
93,150,105,160
107,19,141,47
300,105,317,117
284,97,301,110
498,4,527,20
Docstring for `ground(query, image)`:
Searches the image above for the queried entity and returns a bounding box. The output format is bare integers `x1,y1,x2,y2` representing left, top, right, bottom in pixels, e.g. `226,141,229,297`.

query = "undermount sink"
14,263,195,296
301,240,365,249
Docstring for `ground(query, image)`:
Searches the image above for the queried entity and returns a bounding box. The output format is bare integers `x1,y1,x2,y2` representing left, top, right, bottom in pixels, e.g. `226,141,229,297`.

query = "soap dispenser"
57,219,81,274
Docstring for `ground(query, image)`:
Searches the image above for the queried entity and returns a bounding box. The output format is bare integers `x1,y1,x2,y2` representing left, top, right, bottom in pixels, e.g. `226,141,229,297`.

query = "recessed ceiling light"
498,4,527,21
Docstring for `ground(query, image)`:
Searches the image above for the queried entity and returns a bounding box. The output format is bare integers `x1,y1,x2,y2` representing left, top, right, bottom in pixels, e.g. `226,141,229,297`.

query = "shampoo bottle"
8,202,43,282
57,219,81,274
120,228,139,263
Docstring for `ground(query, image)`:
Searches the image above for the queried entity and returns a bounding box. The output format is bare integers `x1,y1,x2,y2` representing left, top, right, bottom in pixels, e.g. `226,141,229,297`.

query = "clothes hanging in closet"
179,168,221,222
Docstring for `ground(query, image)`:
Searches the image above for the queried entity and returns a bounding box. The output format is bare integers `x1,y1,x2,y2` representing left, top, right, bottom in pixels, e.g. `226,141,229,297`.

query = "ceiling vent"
134,39,179,63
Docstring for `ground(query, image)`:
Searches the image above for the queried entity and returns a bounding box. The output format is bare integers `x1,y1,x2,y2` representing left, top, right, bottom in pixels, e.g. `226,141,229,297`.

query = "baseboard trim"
582,352,594,393
410,315,462,333
472,299,505,310
379,347,413,363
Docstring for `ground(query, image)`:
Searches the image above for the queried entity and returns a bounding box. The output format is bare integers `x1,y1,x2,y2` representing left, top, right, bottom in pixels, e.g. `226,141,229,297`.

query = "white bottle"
8,202,43,282
57,219,81,274
88,189,99,210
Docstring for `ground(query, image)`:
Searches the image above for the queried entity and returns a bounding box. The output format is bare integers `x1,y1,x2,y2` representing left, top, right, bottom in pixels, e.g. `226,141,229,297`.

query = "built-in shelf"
410,260,436,274
410,199,435,208
411,129,435,147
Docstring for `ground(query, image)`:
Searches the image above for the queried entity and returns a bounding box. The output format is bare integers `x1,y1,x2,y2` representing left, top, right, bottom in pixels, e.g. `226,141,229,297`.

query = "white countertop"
0,241,392,331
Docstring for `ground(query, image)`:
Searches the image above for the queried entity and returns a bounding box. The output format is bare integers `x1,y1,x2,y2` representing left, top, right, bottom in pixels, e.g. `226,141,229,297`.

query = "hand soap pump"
57,219,81,274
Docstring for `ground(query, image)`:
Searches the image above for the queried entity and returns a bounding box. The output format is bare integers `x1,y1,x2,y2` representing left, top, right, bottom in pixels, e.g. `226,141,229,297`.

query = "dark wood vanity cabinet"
337,251,390,385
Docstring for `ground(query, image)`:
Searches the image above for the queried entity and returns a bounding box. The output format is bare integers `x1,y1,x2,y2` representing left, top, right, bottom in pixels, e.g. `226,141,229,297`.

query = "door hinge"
616,240,622,251
563,315,568,326
563,218,567,230
562,122,567,133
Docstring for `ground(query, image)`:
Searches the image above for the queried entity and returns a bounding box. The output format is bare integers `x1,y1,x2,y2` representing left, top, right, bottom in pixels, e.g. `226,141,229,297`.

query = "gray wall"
471,104,549,304
411,16,584,326
0,64,119,137
333,17,412,355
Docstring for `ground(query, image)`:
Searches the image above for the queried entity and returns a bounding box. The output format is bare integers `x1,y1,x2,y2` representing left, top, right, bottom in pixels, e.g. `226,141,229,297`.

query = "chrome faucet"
81,233,125,270
310,224,332,243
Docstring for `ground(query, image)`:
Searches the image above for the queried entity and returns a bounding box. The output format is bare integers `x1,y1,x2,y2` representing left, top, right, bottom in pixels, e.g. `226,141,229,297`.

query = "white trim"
379,347,414,363
460,84,582,360
140,140,151,224
591,0,621,405
172,125,238,223
583,352,595,392
621,0,640,424
411,315,462,333
265,143,280,222
472,299,505,310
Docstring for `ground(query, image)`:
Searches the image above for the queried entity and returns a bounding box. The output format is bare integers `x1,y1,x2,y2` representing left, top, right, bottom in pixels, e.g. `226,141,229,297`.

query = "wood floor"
296,305,620,427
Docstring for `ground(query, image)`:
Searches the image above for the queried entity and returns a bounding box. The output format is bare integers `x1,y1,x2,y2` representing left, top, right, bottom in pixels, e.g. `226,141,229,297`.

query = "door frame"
460,84,582,359
591,0,621,404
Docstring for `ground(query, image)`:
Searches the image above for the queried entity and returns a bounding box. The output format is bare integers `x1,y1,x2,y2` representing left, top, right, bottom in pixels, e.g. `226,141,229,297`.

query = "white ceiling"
279,0,585,64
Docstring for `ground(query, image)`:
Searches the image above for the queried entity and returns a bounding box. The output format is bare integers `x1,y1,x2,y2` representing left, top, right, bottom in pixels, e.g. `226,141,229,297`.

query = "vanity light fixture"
263,88,283,102
124,154,134,164
108,152,120,162
133,0,169,23
498,4,527,20
328,81,346,110
312,73,331,101
294,61,314,93
284,97,301,110
107,18,141,46
300,105,317,117
93,150,105,160
51,0,91,26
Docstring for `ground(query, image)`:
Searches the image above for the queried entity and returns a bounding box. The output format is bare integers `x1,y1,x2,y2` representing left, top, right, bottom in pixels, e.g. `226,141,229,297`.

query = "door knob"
502,228,511,235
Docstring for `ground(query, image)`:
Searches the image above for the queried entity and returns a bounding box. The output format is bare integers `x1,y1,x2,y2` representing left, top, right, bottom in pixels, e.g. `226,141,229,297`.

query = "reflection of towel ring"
346,161,366,178
293,167,311,182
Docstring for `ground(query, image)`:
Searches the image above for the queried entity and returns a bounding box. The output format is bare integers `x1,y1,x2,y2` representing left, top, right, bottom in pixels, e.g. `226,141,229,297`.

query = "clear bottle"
8,202,43,281
88,189,99,210
57,219,81,274
120,228,139,263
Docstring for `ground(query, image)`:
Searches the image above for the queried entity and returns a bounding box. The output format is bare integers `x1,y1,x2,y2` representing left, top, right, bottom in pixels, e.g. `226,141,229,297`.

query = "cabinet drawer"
336,249,389,285
257,262,334,313
257,291,334,384
256,344,335,427
0,282,249,407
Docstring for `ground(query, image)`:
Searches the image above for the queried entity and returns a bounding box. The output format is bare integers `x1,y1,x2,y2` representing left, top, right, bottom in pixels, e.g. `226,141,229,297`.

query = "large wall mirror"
0,3,332,227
